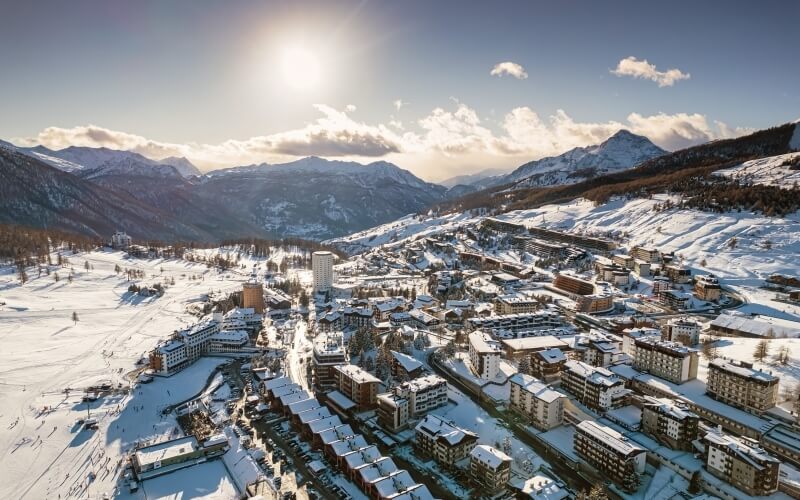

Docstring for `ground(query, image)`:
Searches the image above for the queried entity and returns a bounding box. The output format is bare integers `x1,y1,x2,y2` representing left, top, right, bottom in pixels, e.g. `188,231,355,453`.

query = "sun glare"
280,46,321,91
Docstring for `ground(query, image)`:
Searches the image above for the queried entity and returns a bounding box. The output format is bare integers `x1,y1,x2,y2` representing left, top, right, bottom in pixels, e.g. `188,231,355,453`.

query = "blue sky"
1,0,797,180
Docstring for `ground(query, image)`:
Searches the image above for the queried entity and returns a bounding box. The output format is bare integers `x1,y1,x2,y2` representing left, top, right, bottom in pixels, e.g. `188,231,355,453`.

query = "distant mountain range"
5,124,794,243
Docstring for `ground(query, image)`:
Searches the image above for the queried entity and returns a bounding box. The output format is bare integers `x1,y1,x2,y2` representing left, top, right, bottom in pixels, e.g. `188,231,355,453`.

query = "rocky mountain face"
0,145,446,241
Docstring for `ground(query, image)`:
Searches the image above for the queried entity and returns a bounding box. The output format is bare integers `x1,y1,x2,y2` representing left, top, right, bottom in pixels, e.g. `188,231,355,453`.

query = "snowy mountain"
438,168,509,188
480,130,666,189
157,156,202,177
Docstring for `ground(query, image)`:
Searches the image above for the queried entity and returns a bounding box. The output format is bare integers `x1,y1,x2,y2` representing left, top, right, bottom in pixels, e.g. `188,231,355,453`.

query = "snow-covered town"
2,2,800,499
3,186,800,500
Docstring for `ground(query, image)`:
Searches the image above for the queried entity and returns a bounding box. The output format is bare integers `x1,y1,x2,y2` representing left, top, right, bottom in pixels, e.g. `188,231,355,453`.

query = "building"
631,246,659,263
390,350,424,380
312,251,334,294
573,334,622,367
631,337,699,384
561,360,629,413
468,331,502,380
468,311,562,335
509,373,565,430
131,435,228,479
334,364,381,410
658,290,690,310
111,231,132,249
621,327,661,356
523,238,569,259
574,421,646,492
529,348,567,383
664,265,692,284
553,273,613,313
495,294,539,315
694,274,722,302
242,282,265,314
312,333,347,389
708,311,800,338
149,317,223,375
414,414,478,468
706,358,779,414
612,254,634,269
652,276,671,295
633,259,651,277
663,318,701,346
470,445,512,495
640,396,699,451
501,336,570,361
703,429,780,496
376,375,447,431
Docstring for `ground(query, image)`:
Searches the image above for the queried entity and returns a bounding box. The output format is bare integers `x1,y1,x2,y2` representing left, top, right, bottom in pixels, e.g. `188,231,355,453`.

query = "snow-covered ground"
715,152,800,187
0,250,246,499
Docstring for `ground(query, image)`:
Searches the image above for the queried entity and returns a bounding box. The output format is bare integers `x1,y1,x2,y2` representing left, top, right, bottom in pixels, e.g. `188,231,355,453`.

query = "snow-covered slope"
439,168,509,188
156,156,202,177
715,151,800,186
481,130,666,189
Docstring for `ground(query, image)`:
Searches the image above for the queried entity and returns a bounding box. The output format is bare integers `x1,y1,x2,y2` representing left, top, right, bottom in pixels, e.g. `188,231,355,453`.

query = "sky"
1,0,798,181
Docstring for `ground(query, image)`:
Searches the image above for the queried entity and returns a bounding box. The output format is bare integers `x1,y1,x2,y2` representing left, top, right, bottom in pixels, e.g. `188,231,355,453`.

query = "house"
694,274,722,302
390,350,425,380
508,373,565,430
131,435,228,480
111,231,132,249
470,445,512,495
414,414,478,468
376,375,448,432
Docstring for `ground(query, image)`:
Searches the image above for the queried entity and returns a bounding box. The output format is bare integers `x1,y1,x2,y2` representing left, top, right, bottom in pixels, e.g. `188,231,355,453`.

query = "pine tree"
72,311,79,324
518,355,531,375
701,338,718,361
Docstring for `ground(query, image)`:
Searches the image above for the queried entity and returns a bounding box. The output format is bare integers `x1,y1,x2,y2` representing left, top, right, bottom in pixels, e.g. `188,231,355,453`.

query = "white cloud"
611,56,690,87
393,99,407,111
345,104,357,112
490,61,528,80
16,102,751,180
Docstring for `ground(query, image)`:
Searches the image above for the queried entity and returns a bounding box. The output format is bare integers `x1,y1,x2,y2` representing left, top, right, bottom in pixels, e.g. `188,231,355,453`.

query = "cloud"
490,62,528,80
15,102,751,179
611,56,690,87
345,104,357,112
393,99,407,111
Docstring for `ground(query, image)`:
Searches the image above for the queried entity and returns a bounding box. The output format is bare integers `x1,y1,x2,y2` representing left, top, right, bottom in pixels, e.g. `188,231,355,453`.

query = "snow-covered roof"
263,376,292,390
319,424,356,445
534,348,566,364
501,336,569,352
334,364,381,384
564,360,622,387
343,445,382,469
709,358,778,382
513,474,569,500
415,414,478,446
704,430,780,468
470,444,511,468
358,457,400,484
390,350,424,373
468,331,502,354
388,484,435,500
373,470,416,498
396,374,446,393
134,436,198,467
331,435,369,457
308,415,343,434
298,406,332,425
326,390,357,411
576,420,645,456
287,397,321,416
710,312,800,338
509,373,565,403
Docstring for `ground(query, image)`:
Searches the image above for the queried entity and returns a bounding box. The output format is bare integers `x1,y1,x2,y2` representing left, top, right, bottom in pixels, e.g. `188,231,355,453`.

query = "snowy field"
0,250,246,499
715,151,800,187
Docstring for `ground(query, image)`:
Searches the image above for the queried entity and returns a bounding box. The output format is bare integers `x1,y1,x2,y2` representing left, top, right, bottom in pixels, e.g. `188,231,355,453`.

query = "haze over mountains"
2,124,796,243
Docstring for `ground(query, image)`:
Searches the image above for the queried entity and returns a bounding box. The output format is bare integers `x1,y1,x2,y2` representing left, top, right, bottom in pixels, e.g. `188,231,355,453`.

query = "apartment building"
508,373,565,430
501,336,570,361
495,294,539,315
574,335,622,367
704,429,780,496
553,273,595,295
694,274,722,302
312,333,347,389
632,337,699,384
523,238,569,259
612,254,634,269
621,327,661,356
575,421,646,492
470,445,512,495
633,259,651,277
561,360,629,412
530,348,567,383
241,282,265,314
390,350,424,380
706,358,779,414
631,246,659,263
640,396,699,451
333,364,381,410
664,264,692,284
652,276,671,295
468,331,502,380
467,311,562,334
414,414,478,468
312,251,334,293
658,290,690,310
376,375,448,431
663,318,702,346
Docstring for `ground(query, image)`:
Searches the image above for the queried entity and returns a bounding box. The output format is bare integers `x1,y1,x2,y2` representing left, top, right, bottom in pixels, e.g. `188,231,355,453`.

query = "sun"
280,46,321,91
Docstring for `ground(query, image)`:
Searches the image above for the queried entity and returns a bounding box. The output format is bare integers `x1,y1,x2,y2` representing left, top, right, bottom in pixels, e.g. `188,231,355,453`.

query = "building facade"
470,445,512,495
468,331,502,380
574,421,646,492
631,337,699,384
561,360,629,413
640,396,699,451
704,430,780,496
706,358,779,414
414,414,478,468
663,318,701,346
508,373,565,430
312,251,334,294
334,364,380,410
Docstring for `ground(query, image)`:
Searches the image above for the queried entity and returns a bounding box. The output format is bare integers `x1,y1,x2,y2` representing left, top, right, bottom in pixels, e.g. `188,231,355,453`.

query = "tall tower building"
242,282,265,314
312,251,334,294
